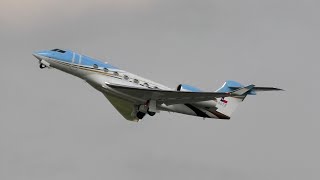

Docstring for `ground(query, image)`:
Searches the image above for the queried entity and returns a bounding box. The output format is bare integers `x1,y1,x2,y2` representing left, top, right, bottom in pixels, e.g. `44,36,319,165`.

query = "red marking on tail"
220,97,228,104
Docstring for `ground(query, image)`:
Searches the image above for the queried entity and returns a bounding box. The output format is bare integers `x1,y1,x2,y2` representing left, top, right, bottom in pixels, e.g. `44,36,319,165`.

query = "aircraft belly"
158,104,197,116
44,60,145,106
191,100,217,108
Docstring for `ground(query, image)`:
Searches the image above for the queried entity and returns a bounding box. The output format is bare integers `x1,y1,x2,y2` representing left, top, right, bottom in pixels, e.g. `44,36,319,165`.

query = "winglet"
231,84,255,96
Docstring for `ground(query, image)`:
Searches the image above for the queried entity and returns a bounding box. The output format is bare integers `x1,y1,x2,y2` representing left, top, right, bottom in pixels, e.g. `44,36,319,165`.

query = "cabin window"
143,83,149,87
154,86,159,89
113,72,119,76
93,64,98,69
123,75,129,80
134,79,139,84
104,68,109,72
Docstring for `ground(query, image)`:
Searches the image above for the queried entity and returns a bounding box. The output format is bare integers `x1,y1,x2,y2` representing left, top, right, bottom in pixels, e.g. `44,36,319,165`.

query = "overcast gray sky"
0,0,319,179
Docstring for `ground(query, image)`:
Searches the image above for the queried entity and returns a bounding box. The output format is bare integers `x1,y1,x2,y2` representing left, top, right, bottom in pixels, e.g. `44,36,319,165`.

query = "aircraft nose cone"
33,51,49,60
32,53,42,60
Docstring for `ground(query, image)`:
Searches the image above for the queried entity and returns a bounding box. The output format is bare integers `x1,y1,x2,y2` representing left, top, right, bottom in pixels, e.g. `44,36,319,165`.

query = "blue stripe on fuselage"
80,55,118,70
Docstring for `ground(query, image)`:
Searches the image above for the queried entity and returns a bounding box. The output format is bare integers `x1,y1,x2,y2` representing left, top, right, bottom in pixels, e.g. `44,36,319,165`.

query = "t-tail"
215,80,283,118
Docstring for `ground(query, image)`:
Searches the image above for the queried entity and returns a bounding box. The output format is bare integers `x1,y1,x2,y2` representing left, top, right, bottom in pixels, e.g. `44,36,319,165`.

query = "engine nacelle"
177,84,202,92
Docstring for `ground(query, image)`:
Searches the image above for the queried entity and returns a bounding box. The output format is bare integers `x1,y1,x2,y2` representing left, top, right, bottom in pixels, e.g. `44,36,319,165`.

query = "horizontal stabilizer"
225,81,284,95
253,87,284,92
231,85,255,96
215,81,282,118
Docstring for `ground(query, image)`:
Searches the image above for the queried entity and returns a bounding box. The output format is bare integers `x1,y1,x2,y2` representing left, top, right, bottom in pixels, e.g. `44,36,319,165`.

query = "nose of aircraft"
32,53,42,61
32,51,50,61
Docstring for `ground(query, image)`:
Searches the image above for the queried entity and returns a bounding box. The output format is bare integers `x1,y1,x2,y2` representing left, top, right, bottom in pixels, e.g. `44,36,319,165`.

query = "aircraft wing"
104,83,253,105
103,93,139,121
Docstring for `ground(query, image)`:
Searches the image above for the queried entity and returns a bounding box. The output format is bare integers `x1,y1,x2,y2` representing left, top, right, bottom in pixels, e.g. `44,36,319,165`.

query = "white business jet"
33,49,282,122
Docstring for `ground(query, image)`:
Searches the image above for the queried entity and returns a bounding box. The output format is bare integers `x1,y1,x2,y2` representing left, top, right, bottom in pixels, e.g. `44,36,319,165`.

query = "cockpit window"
51,49,66,53
57,50,66,53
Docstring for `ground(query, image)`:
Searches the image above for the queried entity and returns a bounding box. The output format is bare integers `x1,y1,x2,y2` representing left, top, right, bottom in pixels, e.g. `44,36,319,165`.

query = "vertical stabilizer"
215,81,248,118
